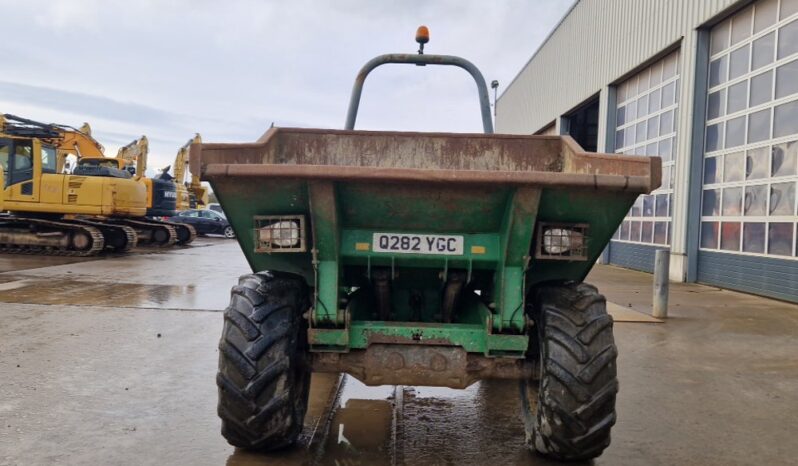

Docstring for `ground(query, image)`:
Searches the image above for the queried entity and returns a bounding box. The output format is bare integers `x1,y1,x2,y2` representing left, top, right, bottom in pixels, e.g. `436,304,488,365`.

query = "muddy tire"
521,282,618,461
216,272,311,451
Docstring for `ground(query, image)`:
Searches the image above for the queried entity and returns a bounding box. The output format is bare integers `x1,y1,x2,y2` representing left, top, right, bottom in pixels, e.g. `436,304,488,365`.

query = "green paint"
495,187,540,332
309,321,528,356
308,182,341,324
215,177,638,356
526,188,636,287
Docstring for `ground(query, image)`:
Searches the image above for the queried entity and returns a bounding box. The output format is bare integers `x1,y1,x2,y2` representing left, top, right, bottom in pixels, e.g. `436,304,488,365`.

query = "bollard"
653,249,669,319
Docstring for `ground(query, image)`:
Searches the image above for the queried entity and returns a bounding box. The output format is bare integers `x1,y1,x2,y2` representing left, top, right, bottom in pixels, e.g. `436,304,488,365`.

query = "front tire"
216,272,311,451
223,226,236,238
521,282,618,461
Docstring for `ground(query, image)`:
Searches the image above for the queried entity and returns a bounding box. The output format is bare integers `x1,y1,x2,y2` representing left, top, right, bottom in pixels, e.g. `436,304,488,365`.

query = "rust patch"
312,345,538,389
196,127,659,194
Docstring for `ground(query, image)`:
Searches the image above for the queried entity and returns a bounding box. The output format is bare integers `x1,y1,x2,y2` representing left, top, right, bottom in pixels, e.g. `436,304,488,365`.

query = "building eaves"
497,0,581,103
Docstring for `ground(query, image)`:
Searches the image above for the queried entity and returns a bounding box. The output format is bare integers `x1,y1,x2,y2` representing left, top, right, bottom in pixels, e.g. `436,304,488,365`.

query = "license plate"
372,233,464,255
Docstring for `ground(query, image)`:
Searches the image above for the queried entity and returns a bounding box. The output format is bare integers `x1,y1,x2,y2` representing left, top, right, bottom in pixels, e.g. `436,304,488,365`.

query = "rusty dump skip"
192,127,660,191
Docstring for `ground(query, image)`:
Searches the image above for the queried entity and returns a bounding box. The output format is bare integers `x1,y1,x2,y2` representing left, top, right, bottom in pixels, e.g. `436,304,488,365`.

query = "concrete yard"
1,238,797,465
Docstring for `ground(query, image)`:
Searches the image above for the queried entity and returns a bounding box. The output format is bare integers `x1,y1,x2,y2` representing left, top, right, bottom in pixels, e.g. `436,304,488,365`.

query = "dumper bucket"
192,127,659,356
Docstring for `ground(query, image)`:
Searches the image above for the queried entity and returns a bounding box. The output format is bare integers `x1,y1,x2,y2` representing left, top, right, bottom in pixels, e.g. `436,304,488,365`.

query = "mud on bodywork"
312,345,538,389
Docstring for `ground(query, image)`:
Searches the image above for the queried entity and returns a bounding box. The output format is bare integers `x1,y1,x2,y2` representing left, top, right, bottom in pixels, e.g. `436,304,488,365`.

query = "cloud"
0,81,178,127
0,0,572,171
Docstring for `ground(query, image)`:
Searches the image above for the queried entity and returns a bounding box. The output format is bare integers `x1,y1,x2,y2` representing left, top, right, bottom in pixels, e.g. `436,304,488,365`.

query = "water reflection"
224,376,573,465
320,398,394,465
0,278,227,310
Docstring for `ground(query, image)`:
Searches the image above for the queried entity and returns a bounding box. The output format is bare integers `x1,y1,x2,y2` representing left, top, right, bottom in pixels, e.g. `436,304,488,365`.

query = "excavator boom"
175,134,208,208
173,135,194,186
57,123,105,158
117,136,148,179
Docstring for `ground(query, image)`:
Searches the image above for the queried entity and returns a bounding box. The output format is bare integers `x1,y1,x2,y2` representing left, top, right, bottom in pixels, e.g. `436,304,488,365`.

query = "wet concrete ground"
1,238,797,465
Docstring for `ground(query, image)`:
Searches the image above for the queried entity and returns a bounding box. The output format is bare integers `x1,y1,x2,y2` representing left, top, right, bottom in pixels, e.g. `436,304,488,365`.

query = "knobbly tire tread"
524,282,618,461
217,272,311,451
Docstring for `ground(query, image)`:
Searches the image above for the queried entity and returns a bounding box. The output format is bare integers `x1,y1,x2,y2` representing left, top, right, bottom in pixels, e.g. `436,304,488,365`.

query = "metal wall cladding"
496,0,739,134
697,250,798,302
608,242,668,273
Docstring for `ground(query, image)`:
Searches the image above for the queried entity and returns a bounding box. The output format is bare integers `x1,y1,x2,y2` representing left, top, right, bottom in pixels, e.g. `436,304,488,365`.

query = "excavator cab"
1,114,144,214
0,134,144,215
0,137,44,200
123,163,136,177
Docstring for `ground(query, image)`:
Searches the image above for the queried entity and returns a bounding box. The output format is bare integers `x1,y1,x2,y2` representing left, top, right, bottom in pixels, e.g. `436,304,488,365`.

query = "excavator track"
110,218,178,247
159,220,196,245
0,217,105,256
70,219,138,253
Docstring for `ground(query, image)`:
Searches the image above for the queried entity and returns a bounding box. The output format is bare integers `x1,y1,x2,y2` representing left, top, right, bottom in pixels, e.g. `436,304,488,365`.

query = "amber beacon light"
416,25,430,54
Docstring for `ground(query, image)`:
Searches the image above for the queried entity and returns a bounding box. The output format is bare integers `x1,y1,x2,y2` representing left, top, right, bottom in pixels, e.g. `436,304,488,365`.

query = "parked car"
207,203,224,215
169,209,235,238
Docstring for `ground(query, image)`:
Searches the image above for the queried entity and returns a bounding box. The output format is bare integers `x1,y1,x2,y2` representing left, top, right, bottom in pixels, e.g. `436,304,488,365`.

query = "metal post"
653,249,669,319
491,80,499,117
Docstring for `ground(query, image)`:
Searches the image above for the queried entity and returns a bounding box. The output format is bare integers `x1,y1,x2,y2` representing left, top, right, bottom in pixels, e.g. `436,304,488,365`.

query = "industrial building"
497,0,798,302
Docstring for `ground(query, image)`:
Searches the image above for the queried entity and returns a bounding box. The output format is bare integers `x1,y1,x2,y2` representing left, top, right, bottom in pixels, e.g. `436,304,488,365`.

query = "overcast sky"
0,0,571,174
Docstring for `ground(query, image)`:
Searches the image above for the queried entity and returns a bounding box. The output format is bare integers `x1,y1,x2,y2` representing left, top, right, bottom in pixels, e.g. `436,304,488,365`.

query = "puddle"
320,377,396,465
0,278,229,311
0,255,97,273
399,380,533,465
337,377,396,403
313,377,540,465
0,279,34,291
321,397,394,465
402,383,480,400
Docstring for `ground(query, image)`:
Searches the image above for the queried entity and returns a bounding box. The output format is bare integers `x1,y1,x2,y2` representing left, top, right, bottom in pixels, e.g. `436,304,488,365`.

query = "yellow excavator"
55,122,103,173
0,113,141,255
155,134,208,210
74,133,196,245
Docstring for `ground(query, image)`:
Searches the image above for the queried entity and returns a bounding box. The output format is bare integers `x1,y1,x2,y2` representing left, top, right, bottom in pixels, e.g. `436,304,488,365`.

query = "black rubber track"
522,282,618,461
0,217,105,256
111,218,177,246
166,221,196,245
70,218,138,252
217,272,311,451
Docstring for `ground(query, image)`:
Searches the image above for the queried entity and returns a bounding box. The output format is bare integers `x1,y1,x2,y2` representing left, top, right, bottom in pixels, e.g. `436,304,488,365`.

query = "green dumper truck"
191,29,660,461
